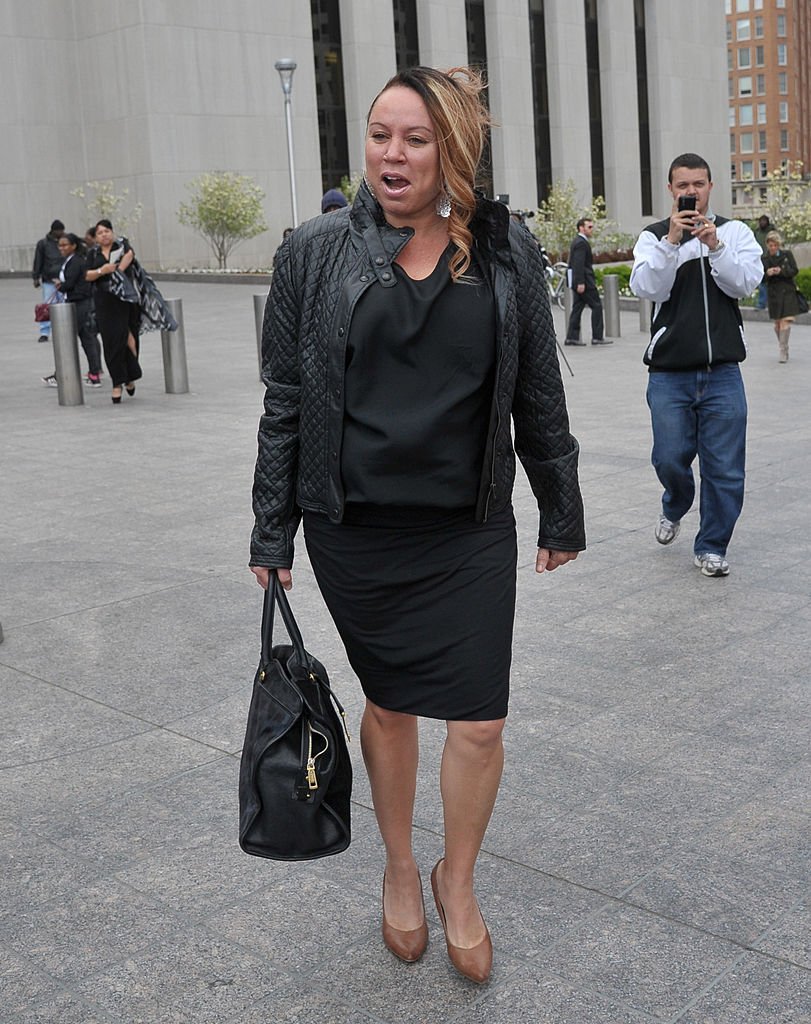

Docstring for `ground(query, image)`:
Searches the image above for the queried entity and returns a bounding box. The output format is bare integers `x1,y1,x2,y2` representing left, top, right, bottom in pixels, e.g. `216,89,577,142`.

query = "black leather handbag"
239,576,352,861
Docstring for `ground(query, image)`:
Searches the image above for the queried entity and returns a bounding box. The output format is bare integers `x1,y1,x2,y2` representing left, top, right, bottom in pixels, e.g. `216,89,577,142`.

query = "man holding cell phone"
630,153,762,578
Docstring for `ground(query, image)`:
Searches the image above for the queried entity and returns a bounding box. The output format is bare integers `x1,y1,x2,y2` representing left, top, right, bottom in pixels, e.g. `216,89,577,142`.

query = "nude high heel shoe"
381,872,429,963
430,858,492,984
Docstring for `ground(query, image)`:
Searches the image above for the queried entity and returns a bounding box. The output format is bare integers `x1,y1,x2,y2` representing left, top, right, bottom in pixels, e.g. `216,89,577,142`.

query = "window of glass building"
738,47,751,68
529,0,553,204
633,0,652,215
759,159,768,177
777,44,787,65
779,101,789,122
758,129,767,150
780,130,789,150
310,0,350,193
777,15,786,36
464,0,493,198
741,160,753,178
730,133,736,153
393,0,419,71
583,0,605,199
754,16,763,36
739,104,753,126
737,19,750,40
739,75,752,96
755,45,764,65
757,103,766,123
756,73,765,94
740,132,754,152
730,108,737,127
779,72,788,94
736,0,749,10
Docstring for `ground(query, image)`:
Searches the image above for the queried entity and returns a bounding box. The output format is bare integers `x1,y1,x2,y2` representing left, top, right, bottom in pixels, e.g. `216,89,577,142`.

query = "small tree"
177,172,268,269
743,162,811,243
70,179,143,232
340,171,363,204
528,179,630,261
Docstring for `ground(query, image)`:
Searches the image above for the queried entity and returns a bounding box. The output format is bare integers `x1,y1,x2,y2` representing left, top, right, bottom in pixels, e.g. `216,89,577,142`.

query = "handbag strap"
260,575,307,664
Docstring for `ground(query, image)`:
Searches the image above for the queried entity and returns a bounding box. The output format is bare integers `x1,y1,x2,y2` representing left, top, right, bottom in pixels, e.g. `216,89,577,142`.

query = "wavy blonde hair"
367,66,492,282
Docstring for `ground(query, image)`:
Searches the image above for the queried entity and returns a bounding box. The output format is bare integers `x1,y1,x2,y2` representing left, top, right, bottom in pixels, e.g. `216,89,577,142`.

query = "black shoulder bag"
239,576,352,861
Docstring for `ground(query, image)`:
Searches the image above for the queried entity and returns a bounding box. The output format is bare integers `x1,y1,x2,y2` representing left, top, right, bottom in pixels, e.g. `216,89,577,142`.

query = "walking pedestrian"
249,65,585,984
41,233,103,388
630,152,762,577
565,218,610,346
762,231,802,363
32,219,65,342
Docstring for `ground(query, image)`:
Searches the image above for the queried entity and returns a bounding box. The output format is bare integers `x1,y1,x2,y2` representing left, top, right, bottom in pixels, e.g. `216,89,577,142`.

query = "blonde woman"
249,67,584,983
762,231,802,362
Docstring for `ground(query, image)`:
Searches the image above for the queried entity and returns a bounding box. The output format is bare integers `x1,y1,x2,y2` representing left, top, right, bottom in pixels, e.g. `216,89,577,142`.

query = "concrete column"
340,0,397,175
415,0,468,69
643,1,730,215
160,299,189,394
544,0,591,205
598,2,642,229
50,303,84,408
484,0,537,208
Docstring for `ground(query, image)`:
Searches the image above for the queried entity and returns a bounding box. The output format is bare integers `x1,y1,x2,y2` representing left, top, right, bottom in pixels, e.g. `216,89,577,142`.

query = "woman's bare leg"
361,699,423,929
435,718,505,946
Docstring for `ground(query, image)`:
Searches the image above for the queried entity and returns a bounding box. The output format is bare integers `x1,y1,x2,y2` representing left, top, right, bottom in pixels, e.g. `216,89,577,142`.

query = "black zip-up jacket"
250,186,585,569
59,253,92,303
630,215,763,371
32,233,64,282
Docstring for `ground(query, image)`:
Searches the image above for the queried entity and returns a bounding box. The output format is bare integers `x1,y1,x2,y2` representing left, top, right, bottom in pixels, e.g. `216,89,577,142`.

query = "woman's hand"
250,566,293,591
536,548,579,573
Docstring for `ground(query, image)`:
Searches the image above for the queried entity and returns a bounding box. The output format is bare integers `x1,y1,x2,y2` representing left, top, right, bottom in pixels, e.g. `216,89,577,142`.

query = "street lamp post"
274,58,299,228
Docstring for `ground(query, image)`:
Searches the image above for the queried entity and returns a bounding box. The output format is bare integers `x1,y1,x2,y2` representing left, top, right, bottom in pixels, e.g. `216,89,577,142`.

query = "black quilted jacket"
250,186,585,568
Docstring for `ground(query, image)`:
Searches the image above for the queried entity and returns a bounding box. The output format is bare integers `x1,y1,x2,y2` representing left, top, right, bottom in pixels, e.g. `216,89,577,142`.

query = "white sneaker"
655,515,680,545
42,374,58,388
694,553,730,577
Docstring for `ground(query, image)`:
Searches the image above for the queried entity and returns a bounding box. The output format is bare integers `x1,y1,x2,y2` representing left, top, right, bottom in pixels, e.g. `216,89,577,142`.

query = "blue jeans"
646,364,747,557
39,280,58,338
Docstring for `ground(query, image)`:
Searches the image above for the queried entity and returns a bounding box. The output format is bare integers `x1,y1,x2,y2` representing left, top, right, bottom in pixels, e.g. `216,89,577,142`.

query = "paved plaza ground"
1,275,809,1023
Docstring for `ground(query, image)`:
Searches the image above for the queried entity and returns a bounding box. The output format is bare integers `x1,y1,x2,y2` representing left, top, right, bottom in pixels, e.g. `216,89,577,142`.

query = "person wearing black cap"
321,188,348,214
32,219,65,341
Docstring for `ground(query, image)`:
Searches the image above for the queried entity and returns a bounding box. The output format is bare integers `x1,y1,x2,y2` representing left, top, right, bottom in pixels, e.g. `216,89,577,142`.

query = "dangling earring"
436,186,451,218
362,172,377,199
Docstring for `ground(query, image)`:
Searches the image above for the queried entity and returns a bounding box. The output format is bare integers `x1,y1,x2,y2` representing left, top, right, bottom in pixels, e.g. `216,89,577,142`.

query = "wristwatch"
709,240,726,255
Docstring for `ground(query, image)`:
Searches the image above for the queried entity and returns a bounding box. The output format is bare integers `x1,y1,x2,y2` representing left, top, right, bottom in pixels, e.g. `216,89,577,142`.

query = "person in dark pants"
249,65,584,985
630,152,762,578
565,218,610,346
32,219,65,342
41,233,104,388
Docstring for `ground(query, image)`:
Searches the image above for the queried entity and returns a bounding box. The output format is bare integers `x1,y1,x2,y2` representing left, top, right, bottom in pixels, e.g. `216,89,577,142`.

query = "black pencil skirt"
302,504,517,721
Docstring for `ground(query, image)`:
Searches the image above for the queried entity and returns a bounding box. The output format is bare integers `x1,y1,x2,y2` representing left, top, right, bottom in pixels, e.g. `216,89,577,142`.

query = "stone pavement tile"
469,857,610,961
0,664,149,769
753,899,811,969
1,877,177,984
5,730,221,852
498,736,645,813
623,846,808,946
0,561,207,632
481,794,672,896
673,800,811,885
161,690,253,753
1,578,258,722
233,972,379,1024
302,929,521,1024
204,871,380,974
754,760,811,819
0,830,118,910
72,925,280,1024
9,991,116,1024
533,903,742,1020
443,966,658,1024
673,952,811,1024
0,947,66,1020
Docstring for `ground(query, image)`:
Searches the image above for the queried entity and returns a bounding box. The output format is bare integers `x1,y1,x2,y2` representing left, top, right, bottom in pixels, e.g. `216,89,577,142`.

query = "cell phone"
677,196,697,212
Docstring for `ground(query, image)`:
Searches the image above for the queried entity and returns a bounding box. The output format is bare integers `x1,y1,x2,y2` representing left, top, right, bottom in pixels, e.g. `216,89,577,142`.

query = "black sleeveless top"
341,247,496,508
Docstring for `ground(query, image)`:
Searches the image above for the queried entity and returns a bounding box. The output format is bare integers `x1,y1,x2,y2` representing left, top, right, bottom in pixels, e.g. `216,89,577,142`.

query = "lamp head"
275,58,297,96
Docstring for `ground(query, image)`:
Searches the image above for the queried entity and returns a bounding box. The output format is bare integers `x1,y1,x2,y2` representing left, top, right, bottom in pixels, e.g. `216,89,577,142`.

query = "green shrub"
796,267,811,300
594,264,632,296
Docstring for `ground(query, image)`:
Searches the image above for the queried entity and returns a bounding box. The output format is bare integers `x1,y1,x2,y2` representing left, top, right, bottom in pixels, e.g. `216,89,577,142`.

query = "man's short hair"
576,217,592,231
668,153,712,183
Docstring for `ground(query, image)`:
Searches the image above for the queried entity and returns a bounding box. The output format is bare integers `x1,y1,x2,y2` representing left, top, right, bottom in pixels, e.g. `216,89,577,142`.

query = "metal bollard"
253,293,266,380
603,274,621,339
50,302,84,407
160,298,189,394
639,297,653,333
563,283,573,326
